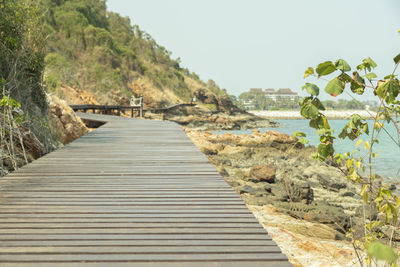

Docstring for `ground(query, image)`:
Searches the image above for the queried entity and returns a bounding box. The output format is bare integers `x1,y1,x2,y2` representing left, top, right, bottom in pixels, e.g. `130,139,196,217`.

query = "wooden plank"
0,262,293,267
0,214,256,219
0,202,245,206
0,218,259,223
0,253,289,261
0,228,268,234
0,236,271,243
0,240,277,247
0,246,283,253
0,222,262,228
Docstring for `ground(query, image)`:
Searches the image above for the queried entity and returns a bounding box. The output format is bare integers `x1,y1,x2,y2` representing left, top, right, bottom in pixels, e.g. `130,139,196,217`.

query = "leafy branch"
300,51,400,266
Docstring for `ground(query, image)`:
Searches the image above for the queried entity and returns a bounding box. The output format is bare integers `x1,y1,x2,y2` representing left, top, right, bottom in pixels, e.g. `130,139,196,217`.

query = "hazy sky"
107,0,400,100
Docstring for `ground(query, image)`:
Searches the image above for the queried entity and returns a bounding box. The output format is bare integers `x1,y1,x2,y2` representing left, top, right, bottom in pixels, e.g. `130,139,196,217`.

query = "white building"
242,88,299,110
270,88,298,101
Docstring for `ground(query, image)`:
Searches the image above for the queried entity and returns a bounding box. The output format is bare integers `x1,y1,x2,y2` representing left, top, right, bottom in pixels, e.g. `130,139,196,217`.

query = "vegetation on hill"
40,0,235,112
0,0,54,151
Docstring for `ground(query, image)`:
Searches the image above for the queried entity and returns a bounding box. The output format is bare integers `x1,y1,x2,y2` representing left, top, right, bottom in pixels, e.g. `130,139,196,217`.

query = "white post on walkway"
130,95,144,118
140,96,143,118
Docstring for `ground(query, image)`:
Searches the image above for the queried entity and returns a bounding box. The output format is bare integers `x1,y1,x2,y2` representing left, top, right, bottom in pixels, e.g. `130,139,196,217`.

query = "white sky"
107,0,400,100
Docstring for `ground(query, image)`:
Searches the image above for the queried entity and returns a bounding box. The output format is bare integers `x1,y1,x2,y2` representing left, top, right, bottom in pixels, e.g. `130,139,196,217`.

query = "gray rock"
248,164,276,183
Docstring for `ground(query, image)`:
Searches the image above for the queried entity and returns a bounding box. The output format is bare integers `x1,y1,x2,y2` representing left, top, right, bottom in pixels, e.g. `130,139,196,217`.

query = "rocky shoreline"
143,105,277,130
185,129,368,266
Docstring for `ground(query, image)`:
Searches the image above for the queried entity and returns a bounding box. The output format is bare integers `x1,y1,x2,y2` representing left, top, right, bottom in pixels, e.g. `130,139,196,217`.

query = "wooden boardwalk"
0,113,291,266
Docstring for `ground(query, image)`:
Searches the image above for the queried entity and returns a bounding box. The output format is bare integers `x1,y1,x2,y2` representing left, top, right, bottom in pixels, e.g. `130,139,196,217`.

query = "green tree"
0,0,55,164
300,51,400,266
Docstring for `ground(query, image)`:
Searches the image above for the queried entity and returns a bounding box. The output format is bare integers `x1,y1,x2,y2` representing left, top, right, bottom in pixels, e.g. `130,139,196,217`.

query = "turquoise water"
214,120,400,179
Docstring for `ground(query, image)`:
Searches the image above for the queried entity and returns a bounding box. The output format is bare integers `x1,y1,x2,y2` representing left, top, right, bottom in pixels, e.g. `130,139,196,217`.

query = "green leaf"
316,61,336,77
384,74,396,80
350,82,364,94
351,71,365,94
365,72,377,80
338,73,352,83
367,241,398,263
304,67,314,78
309,115,330,130
325,77,345,97
349,114,365,127
376,79,400,103
338,115,367,141
298,138,309,145
309,119,318,129
363,57,377,70
357,63,366,71
335,59,351,72
346,159,354,168
319,114,330,129
360,184,368,195
300,103,319,119
389,203,397,223
293,132,306,137
393,53,400,64
299,96,313,106
317,143,334,159
302,83,319,96
362,191,369,203
317,128,333,136
312,98,325,110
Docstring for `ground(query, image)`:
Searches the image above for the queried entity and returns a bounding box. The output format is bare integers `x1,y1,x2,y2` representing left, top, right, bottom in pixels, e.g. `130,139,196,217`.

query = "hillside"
40,0,238,113
0,0,89,176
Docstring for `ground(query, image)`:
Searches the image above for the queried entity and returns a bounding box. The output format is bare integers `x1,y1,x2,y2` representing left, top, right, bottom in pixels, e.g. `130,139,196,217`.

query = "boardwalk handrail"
153,103,196,113
70,103,196,117
70,104,142,118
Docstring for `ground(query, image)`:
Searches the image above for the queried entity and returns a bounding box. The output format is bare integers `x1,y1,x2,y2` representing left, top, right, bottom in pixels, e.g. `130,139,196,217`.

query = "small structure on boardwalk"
70,95,144,118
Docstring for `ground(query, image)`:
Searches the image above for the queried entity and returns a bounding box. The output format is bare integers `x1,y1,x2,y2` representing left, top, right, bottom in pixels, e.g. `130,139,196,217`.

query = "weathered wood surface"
0,113,291,266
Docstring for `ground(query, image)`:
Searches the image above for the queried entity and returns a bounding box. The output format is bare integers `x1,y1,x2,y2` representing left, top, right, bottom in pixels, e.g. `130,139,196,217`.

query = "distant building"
242,88,299,110
272,88,298,101
249,88,263,93
242,99,256,110
264,88,277,101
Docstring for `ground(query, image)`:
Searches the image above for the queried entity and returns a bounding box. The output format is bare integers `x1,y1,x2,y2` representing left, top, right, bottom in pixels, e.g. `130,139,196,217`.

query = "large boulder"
217,95,242,113
48,94,89,144
285,182,314,204
194,89,218,105
249,164,276,183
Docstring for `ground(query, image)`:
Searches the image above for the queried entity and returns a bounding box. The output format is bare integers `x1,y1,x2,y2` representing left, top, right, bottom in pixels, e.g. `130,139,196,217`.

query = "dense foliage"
40,0,228,107
300,52,400,266
0,0,53,150
0,0,47,114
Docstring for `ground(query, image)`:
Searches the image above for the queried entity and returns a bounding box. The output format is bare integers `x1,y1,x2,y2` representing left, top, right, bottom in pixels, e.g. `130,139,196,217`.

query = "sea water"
213,119,400,180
